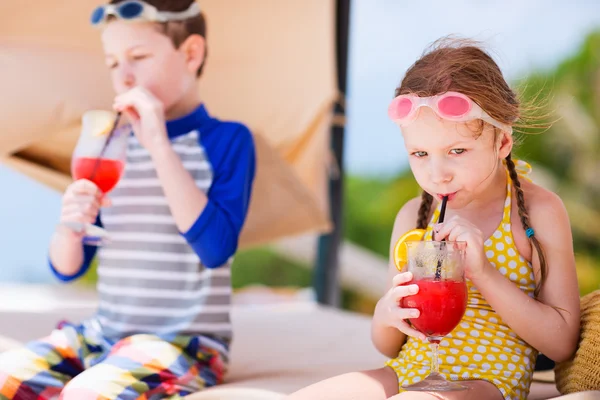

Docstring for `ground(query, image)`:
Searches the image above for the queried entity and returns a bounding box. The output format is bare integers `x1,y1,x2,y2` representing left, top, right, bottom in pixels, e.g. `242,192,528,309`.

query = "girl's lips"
437,192,457,201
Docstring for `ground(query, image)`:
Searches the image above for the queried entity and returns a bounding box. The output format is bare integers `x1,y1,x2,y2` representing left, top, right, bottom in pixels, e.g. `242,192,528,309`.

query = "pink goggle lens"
390,97,414,120
437,95,470,117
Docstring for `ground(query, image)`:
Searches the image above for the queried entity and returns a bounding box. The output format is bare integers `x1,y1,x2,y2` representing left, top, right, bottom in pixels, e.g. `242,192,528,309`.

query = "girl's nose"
430,162,453,185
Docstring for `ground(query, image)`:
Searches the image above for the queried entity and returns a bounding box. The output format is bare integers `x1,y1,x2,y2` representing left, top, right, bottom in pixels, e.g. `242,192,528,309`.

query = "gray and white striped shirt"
73,105,256,357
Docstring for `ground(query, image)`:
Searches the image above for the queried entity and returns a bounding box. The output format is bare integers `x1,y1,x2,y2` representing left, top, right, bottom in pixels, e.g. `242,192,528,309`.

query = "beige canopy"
0,0,339,248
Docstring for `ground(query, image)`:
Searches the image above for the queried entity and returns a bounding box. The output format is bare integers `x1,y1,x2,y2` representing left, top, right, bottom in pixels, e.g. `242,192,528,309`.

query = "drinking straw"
89,112,122,181
434,195,448,280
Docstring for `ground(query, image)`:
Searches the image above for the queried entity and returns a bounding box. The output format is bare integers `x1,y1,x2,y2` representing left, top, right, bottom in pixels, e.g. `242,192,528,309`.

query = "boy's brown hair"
108,0,207,77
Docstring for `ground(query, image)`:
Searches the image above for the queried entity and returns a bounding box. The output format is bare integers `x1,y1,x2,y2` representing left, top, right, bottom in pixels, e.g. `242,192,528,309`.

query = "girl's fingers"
392,271,413,287
393,320,427,341
391,284,420,301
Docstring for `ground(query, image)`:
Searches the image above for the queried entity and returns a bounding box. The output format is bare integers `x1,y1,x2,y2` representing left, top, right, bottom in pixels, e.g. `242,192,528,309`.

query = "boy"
0,1,256,398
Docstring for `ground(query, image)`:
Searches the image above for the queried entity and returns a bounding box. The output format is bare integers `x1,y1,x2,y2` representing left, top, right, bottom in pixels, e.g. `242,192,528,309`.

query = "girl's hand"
373,271,427,341
434,215,490,280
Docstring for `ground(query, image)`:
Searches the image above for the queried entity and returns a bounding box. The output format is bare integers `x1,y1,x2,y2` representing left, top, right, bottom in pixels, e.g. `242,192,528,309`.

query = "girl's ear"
497,129,513,160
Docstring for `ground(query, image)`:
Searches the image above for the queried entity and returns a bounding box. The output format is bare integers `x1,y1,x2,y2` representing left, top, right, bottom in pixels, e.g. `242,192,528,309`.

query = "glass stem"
430,340,440,375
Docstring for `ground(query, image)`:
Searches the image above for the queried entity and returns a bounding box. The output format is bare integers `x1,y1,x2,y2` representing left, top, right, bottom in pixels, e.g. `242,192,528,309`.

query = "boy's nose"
122,74,135,89
116,67,135,90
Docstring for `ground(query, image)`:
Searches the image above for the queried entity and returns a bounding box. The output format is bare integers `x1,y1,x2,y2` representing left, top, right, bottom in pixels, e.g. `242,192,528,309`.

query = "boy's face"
101,20,196,112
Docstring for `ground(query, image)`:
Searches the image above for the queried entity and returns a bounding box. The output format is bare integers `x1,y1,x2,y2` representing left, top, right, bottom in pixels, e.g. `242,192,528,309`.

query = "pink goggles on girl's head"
388,91,512,133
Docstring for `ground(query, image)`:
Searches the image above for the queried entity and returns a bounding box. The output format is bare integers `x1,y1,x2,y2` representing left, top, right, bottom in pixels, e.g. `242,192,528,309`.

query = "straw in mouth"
89,112,122,182
434,195,448,280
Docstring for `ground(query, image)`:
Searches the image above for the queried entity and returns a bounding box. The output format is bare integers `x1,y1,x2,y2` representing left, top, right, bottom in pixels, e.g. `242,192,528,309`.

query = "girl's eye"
132,54,149,61
107,62,118,69
411,151,427,158
450,148,466,155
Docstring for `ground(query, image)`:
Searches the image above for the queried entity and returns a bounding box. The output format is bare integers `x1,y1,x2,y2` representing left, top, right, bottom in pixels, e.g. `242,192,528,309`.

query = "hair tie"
526,228,535,238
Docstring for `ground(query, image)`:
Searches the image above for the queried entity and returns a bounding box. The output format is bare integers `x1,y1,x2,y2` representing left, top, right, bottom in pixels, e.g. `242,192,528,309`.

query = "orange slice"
393,228,426,271
82,110,116,137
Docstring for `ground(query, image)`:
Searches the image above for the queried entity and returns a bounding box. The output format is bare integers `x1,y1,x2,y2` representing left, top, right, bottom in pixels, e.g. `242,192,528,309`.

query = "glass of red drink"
64,110,129,246
401,240,468,391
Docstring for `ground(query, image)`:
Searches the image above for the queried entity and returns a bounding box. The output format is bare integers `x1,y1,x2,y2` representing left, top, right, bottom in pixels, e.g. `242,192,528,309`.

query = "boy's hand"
57,179,110,240
114,86,169,153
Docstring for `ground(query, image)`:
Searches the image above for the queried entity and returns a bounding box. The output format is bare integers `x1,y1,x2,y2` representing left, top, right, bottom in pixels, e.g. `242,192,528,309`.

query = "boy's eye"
105,58,117,69
450,148,466,155
132,54,150,61
411,151,427,158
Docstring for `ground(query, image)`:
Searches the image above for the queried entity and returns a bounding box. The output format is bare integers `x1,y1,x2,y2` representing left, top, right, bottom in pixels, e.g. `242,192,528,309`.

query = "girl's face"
402,107,513,209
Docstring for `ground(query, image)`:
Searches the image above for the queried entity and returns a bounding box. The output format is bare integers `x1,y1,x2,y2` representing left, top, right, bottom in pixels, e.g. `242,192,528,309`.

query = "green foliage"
343,170,420,257
230,248,311,289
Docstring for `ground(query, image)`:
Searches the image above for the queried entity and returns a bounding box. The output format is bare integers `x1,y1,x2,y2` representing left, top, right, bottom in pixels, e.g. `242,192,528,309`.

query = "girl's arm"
371,197,427,358
470,189,580,362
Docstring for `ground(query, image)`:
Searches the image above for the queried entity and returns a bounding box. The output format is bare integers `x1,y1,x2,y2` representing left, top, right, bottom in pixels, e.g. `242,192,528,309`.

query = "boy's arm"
48,215,101,282
151,125,256,268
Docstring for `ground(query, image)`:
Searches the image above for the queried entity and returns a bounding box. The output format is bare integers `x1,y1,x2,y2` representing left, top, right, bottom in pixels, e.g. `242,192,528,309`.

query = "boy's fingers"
114,96,141,120
116,87,161,113
115,89,145,109
62,203,94,215
63,195,100,209
124,107,141,121
70,179,100,195
62,203,99,220
61,212,96,225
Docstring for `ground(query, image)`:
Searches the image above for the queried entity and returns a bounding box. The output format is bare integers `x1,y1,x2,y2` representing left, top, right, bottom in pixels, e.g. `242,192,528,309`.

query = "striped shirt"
50,104,256,353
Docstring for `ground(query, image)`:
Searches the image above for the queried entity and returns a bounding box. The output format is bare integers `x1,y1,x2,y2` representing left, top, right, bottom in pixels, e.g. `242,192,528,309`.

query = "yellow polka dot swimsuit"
386,160,538,400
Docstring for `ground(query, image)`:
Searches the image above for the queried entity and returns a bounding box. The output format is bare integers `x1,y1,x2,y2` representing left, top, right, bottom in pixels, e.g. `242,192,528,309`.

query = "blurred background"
1,0,600,314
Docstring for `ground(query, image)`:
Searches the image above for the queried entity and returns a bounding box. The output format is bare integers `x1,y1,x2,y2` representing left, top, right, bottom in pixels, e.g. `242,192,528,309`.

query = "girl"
286,38,580,400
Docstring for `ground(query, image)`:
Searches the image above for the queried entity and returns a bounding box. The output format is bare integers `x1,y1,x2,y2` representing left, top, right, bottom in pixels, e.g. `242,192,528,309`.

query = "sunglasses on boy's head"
91,0,201,26
387,91,512,133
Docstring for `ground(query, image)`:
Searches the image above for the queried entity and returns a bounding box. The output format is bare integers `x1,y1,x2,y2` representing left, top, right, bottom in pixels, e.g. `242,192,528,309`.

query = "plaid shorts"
0,319,228,400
